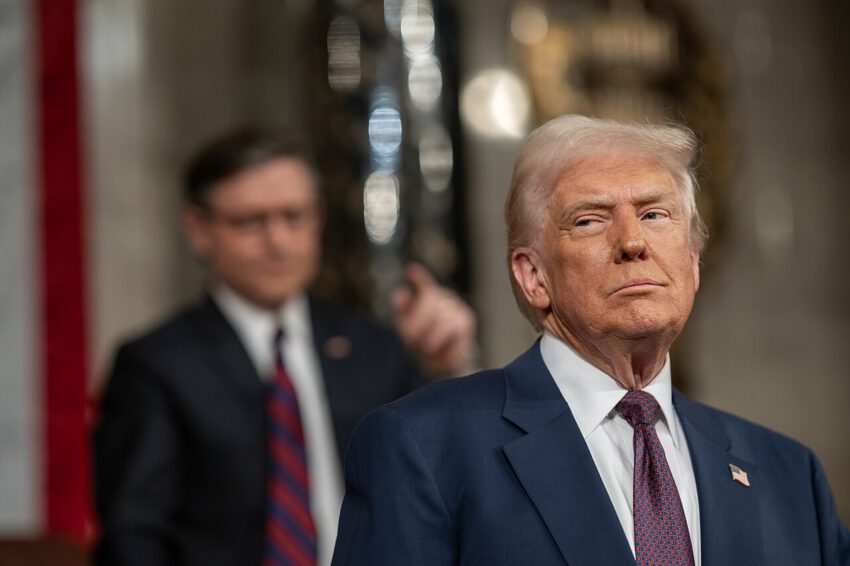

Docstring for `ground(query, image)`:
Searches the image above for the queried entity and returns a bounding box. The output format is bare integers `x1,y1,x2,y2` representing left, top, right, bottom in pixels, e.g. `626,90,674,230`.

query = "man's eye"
232,215,265,230
575,217,599,227
283,210,307,226
641,211,668,221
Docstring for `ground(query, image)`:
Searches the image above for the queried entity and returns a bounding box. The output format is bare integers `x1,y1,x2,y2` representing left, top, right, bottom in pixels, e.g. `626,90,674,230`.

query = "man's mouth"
609,279,663,296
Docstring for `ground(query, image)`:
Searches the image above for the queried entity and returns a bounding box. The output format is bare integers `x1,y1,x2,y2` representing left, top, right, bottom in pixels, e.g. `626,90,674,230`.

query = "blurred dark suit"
94,295,423,566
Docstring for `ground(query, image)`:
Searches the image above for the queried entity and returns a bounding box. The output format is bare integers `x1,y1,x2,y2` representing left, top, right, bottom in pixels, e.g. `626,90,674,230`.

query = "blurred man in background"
94,128,477,566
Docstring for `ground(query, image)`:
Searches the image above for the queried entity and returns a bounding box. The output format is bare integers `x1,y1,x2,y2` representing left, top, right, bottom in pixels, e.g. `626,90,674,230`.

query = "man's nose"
614,216,648,263
264,216,291,249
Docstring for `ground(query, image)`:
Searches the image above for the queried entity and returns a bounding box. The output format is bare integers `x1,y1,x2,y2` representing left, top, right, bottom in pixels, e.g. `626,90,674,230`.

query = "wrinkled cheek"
666,289,695,330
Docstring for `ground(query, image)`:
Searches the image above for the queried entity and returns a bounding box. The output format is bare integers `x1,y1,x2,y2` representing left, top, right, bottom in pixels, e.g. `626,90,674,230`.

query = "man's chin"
607,314,682,343
226,269,316,310
237,286,300,311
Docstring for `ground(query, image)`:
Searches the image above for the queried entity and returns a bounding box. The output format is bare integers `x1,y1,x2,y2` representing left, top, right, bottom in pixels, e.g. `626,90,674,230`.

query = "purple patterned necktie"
264,328,317,566
616,390,695,566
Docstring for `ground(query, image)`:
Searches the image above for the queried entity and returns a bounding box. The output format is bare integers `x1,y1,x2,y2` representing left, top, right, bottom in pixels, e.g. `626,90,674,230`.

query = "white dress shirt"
540,331,701,564
213,285,344,566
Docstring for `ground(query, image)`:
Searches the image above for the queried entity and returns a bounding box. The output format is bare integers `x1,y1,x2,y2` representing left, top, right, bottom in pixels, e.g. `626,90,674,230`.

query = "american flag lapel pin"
729,463,751,487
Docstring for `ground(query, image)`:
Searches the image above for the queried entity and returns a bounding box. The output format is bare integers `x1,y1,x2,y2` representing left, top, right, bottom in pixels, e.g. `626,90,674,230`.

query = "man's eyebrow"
555,189,678,224
631,189,679,208
557,198,616,221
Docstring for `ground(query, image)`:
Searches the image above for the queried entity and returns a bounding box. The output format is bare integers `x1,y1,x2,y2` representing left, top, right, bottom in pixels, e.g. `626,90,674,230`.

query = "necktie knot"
615,390,659,428
273,327,287,372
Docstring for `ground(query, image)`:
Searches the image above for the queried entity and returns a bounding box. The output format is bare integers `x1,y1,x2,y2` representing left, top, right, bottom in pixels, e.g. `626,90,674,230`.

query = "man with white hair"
331,115,850,565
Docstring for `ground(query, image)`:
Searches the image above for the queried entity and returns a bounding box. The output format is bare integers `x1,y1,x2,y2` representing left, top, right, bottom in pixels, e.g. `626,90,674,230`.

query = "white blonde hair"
505,114,707,329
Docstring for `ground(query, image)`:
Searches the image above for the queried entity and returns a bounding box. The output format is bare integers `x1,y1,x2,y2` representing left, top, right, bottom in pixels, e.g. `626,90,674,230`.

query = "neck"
543,319,672,391
212,280,293,314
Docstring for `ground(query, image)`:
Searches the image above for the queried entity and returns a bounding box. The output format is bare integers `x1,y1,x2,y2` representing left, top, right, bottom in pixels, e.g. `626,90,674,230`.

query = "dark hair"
183,127,319,206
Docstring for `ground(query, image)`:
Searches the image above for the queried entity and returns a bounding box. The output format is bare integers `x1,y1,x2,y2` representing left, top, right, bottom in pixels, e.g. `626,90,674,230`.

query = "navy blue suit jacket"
333,342,850,565
94,296,424,566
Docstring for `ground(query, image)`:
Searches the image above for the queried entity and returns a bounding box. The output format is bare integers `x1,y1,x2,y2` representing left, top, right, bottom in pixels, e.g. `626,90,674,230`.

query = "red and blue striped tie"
616,390,695,566
264,328,317,566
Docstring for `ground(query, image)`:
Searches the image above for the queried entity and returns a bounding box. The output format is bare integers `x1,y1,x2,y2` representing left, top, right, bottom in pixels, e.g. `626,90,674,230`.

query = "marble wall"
84,0,314,380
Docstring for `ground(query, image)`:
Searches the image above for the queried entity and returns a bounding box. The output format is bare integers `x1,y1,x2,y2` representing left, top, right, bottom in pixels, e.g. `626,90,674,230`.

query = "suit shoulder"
103,301,220,390
386,369,506,415
310,300,399,340
309,300,414,371
676,393,813,461
349,369,506,455
115,303,203,358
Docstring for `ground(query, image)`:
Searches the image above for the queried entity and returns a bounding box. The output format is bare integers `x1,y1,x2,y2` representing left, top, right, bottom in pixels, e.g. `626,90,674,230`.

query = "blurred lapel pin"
323,335,352,360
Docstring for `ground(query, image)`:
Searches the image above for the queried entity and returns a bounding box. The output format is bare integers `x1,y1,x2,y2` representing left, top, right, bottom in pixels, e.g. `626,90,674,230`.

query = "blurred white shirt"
540,331,701,564
213,285,343,566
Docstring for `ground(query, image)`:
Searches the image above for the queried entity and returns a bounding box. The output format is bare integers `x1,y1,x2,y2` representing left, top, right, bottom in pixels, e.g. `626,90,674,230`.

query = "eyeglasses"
205,205,319,235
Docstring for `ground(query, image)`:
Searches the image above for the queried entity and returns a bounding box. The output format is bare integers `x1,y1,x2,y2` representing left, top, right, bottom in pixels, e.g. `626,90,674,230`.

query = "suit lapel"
191,295,265,400
309,300,354,417
501,344,635,566
674,392,764,565
309,301,361,457
309,301,339,391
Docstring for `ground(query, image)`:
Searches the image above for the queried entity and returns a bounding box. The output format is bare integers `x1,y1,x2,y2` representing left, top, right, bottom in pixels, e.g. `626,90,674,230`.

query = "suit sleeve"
93,344,182,566
810,452,850,565
331,406,456,565
396,340,430,398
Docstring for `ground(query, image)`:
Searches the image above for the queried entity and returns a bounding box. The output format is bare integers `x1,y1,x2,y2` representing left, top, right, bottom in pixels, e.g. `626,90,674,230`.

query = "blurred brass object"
512,0,733,273
413,229,459,280
520,23,586,119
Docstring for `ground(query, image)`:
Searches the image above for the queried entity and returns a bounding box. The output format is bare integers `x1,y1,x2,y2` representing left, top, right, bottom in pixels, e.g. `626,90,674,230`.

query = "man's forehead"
553,154,677,202
559,151,671,178
209,158,318,198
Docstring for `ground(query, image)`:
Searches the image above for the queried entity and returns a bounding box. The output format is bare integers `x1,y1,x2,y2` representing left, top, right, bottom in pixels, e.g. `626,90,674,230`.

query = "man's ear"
510,247,551,310
690,250,700,293
182,205,212,260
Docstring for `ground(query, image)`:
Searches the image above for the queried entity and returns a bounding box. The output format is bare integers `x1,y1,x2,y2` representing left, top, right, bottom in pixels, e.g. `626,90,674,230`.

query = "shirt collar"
211,284,312,376
539,331,680,448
